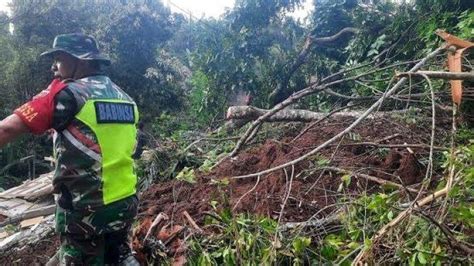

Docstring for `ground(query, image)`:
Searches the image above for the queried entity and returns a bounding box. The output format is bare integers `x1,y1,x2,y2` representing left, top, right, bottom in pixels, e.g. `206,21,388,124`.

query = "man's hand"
0,114,30,148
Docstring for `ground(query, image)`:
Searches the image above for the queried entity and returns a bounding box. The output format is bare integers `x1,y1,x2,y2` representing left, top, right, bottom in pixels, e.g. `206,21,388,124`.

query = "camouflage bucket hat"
41,33,111,65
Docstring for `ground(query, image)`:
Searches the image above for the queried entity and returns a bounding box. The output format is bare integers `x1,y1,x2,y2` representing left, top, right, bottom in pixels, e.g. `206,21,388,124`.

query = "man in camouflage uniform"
0,33,140,265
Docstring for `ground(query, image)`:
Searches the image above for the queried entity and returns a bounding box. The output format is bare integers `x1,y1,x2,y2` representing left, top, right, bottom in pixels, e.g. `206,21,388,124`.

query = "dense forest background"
0,0,471,183
0,0,473,264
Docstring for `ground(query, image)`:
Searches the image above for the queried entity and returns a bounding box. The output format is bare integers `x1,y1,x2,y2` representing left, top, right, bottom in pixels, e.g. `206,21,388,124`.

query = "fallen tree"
226,106,425,123
226,106,358,122
213,46,445,170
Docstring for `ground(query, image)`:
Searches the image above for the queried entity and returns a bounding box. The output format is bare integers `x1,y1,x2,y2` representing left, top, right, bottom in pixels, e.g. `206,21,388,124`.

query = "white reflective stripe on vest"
63,129,102,162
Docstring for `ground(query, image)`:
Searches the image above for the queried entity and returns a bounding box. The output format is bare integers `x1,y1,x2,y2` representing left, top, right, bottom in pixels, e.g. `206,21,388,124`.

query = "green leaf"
341,174,351,187
210,200,218,210
387,210,394,220
292,237,311,254
175,167,196,183
417,252,427,264
315,157,330,167
321,245,337,260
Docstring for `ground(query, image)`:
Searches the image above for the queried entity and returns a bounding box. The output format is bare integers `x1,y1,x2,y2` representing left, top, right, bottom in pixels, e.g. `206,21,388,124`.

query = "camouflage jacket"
52,75,138,234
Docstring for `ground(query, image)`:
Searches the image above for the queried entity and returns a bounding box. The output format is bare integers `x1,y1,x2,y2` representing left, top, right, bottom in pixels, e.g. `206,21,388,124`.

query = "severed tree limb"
225,102,364,133
228,47,444,179
226,106,364,122
415,210,474,255
323,166,420,193
269,27,359,104
396,71,474,81
182,211,203,233
312,27,360,44
224,100,424,133
144,212,169,241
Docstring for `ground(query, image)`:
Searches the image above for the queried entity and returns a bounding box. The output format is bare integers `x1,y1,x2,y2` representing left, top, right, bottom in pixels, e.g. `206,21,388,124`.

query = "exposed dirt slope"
1,115,449,264
139,116,446,225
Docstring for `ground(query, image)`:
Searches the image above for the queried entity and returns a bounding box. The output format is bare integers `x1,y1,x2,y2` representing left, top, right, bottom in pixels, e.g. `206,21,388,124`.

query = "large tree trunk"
225,105,377,123
227,106,333,122
224,105,424,132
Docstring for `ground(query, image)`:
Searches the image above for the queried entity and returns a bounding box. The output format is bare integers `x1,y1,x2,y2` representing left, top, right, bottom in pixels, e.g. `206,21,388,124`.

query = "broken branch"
226,106,359,122
144,212,169,241
182,211,203,233
323,166,419,193
311,27,360,44
396,71,474,81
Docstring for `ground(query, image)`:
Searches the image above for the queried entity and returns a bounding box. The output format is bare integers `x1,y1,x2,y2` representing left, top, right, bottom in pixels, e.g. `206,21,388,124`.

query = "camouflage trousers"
58,226,133,265
51,195,139,265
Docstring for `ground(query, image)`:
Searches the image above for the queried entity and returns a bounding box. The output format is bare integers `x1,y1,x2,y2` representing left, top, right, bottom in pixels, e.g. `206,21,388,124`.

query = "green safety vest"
75,99,139,205
53,76,139,210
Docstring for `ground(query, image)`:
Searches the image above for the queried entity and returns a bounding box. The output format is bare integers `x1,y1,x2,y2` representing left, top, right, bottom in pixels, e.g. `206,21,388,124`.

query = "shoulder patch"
94,101,135,124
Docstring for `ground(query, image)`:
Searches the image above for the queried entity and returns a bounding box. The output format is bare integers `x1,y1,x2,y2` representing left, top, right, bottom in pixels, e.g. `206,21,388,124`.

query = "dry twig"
351,65,445,265
323,166,419,193
415,210,474,255
232,175,261,211
274,166,295,242
182,211,203,233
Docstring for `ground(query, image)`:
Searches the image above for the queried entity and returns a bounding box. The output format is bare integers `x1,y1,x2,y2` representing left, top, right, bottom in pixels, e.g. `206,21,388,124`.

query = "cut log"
0,215,55,253
0,204,55,227
226,106,415,123
226,106,356,122
0,171,53,200
20,216,44,228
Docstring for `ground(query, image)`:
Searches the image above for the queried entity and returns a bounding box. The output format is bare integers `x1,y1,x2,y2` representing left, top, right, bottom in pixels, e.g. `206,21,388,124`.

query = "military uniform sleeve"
13,79,68,134
52,88,78,131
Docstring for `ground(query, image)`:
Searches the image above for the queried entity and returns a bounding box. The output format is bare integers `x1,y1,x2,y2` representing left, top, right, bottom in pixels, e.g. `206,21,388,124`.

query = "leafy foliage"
188,208,314,265
0,0,473,264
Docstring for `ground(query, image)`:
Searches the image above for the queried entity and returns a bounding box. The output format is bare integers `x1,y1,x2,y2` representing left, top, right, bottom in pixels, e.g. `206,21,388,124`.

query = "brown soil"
138,117,443,224
0,234,59,265
133,116,448,261
1,115,449,264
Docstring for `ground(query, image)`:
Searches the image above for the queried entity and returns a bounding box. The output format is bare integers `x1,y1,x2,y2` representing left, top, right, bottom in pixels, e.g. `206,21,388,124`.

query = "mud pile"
1,115,448,264
138,116,441,226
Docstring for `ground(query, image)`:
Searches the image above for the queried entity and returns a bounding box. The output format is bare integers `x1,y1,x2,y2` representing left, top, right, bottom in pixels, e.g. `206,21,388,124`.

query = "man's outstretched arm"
0,114,30,148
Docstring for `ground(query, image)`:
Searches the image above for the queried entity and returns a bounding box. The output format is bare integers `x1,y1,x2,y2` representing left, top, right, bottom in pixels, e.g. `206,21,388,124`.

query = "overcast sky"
0,0,312,19
166,0,312,19
0,0,9,14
